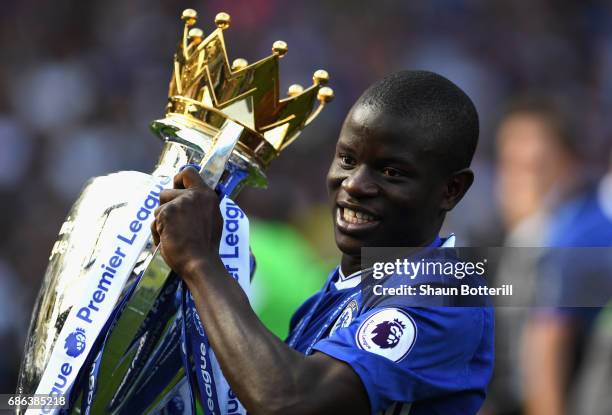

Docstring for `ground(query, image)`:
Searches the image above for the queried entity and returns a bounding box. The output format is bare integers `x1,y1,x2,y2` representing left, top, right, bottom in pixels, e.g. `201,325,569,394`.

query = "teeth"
341,207,376,224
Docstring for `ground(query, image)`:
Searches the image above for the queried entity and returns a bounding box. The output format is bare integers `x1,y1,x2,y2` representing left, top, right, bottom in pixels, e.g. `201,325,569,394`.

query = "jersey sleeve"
312,305,492,414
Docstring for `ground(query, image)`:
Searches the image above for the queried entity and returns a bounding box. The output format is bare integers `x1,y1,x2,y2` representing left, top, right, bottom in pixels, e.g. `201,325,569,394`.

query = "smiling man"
152,70,494,415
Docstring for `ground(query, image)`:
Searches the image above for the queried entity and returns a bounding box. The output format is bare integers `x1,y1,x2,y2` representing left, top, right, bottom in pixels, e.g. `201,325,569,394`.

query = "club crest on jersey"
329,299,359,337
355,308,416,362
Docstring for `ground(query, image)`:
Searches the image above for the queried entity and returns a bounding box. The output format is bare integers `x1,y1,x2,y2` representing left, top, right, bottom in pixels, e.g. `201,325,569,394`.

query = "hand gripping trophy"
17,9,333,414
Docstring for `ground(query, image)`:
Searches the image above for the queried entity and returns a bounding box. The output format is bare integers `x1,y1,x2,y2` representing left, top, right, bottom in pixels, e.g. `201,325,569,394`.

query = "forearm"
183,257,315,415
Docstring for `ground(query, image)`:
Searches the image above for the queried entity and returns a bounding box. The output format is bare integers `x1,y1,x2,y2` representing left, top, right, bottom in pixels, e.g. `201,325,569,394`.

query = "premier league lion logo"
370,318,406,349
64,328,87,357
356,308,416,362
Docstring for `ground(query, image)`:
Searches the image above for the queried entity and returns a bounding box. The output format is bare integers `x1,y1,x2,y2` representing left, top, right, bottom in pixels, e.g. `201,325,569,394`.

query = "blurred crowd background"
2,1,612,414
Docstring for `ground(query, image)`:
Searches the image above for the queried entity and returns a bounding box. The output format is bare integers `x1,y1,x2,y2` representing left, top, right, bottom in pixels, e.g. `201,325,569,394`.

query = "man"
485,95,581,415
484,94,612,415
520,101,612,415
151,70,494,414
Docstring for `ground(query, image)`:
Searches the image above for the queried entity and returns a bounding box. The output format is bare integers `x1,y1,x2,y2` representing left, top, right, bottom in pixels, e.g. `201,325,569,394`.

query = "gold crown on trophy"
162,9,334,168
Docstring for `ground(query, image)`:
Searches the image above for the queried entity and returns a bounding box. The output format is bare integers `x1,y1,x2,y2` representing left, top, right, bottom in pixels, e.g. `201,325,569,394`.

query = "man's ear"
440,168,474,211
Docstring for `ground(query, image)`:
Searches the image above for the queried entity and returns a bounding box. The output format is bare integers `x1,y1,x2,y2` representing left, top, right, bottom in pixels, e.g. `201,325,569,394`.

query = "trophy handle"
199,120,244,189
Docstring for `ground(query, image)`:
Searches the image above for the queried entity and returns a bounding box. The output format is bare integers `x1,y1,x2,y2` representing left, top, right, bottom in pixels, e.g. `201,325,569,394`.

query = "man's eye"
339,154,356,167
382,167,402,178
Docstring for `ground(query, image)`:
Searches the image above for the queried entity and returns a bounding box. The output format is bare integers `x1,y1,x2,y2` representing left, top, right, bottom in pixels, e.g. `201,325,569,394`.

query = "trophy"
17,9,333,414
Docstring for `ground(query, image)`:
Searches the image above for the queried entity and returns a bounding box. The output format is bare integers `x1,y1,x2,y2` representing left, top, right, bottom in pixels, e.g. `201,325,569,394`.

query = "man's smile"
335,204,381,234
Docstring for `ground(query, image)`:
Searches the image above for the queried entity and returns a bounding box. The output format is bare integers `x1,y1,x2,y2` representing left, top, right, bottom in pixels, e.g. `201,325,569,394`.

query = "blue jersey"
286,241,494,415
537,183,612,322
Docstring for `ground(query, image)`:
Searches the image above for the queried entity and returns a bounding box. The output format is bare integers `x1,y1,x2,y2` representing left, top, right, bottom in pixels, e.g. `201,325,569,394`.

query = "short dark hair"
356,70,479,173
501,93,580,158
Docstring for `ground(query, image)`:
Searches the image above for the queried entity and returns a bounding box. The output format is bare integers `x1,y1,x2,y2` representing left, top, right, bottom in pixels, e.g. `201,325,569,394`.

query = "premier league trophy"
17,9,333,414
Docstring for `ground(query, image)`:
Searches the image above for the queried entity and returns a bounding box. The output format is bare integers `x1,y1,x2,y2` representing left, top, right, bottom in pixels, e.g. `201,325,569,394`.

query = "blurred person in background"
485,94,612,415
525,144,612,415
484,95,588,415
566,155,612,415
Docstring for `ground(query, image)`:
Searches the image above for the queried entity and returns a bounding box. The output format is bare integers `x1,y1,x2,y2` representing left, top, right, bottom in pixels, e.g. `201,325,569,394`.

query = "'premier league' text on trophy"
18,9,333,415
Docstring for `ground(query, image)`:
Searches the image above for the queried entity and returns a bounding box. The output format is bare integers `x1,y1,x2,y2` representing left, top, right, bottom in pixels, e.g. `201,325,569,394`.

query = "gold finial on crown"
214,12,231,29
288,84,304,97
161,9,334,168
188,28,204,44
318,87,335,103
313,69,329,84
232,58,248,71
271,40,288,57
181,9,197,26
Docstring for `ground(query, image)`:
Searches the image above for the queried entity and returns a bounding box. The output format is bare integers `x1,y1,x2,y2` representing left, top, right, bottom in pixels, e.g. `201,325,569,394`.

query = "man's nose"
341,165,379,197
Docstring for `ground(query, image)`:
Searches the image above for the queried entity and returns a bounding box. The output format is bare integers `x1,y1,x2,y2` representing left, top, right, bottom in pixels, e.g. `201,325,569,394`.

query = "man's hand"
151,167,223,279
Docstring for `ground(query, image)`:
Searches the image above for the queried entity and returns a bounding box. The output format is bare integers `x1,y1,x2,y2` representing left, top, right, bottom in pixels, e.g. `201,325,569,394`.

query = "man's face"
327,104,448,255
496,113,566,229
